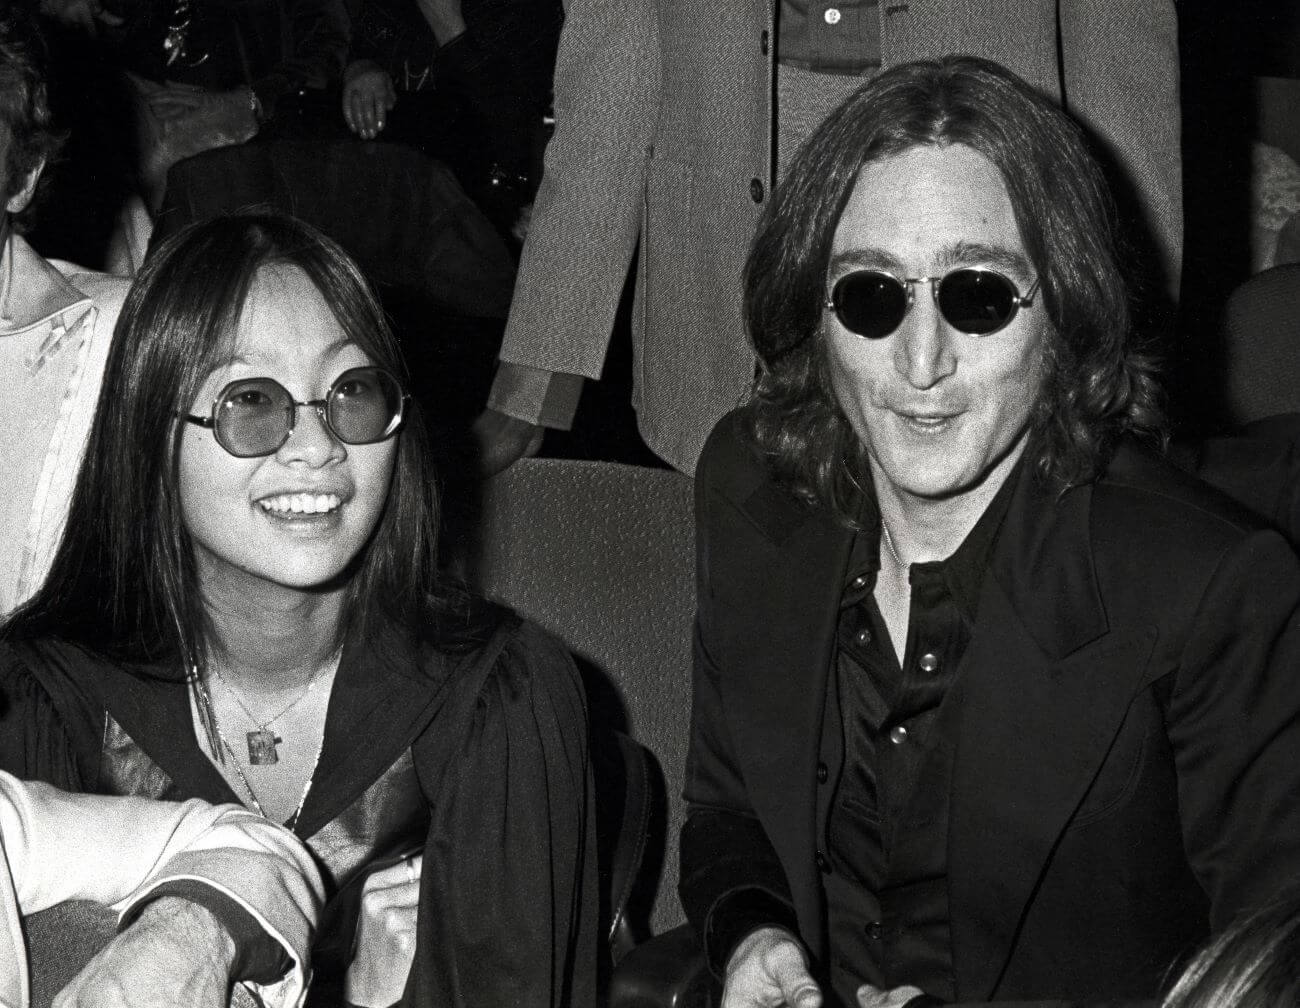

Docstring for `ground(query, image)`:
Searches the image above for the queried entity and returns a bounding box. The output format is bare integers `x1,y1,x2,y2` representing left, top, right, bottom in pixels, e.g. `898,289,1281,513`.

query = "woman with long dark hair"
0,213,595,1005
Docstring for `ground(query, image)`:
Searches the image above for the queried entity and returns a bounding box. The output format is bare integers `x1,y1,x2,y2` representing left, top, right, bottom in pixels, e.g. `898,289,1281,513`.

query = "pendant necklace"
189,664,333,829
208,651,339,766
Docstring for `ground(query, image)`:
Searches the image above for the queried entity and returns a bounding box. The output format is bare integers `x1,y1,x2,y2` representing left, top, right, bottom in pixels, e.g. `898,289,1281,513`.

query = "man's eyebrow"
827,243,1034,279
936,241,1034,277
826,246,909,275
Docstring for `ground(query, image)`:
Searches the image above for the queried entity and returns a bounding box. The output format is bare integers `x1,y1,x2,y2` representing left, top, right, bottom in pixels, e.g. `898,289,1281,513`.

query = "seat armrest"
609,923,713,1008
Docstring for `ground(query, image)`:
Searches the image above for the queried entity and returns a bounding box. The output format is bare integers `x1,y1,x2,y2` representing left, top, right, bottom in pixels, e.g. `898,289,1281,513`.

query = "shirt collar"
0,231,92,336
842,449,1028,622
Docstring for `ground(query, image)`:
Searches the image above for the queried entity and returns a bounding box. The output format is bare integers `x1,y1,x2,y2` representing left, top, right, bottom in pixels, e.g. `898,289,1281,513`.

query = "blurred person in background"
340,0,561,238
0,6,130,615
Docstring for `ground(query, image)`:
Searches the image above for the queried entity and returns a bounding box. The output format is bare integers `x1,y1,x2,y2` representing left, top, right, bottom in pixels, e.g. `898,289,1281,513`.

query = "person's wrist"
132,897,238,974
344,59,383,84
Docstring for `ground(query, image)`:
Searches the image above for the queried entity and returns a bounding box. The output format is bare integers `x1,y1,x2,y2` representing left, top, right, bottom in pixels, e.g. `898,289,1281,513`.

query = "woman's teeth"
258,493,342,515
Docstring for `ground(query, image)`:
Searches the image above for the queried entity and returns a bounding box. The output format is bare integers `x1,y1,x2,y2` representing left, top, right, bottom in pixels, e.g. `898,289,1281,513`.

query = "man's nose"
893,294,957,389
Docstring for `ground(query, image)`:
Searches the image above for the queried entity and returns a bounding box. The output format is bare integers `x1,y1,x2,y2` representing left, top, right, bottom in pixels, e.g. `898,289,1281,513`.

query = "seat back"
460,459,695,936
1223,262,1300,424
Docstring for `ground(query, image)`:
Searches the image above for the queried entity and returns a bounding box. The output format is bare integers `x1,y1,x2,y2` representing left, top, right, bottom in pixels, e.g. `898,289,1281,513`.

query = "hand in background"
345,854,422,1007
54,897,235,1008
857,983,928,1008
473,407,544,477
721,926,823,1008
343,60,397,141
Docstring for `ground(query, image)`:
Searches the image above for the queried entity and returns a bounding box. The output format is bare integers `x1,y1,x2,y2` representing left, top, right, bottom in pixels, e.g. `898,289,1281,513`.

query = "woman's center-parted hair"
2,215,445,667
743,55,1165,523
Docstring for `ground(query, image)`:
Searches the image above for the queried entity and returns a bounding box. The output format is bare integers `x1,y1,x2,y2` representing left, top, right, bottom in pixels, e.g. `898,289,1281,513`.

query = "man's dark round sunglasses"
825,267,1041,340
183,366,409,458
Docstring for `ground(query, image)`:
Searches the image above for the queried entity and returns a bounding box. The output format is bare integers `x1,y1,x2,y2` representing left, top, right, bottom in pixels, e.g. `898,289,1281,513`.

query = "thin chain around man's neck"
880,516,906,568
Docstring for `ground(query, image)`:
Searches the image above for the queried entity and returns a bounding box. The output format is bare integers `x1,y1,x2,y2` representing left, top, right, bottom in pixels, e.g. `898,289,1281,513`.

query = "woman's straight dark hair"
3,214,488,668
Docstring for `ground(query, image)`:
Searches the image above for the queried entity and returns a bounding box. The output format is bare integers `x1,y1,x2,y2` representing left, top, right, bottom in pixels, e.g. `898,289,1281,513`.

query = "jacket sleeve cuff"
488,361,583,430
119,878,290,984
704,886,800,979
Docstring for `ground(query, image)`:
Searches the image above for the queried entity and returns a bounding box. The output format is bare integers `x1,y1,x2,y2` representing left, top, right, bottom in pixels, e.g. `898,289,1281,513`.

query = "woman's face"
178,265,398,596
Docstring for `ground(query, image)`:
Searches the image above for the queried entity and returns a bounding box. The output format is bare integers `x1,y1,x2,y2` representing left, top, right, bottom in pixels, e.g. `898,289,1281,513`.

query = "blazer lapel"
947,474,1158,1000
715,482,855,942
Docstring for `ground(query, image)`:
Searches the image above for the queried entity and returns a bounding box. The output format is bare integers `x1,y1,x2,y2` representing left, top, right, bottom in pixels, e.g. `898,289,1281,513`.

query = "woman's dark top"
0,613,597,1006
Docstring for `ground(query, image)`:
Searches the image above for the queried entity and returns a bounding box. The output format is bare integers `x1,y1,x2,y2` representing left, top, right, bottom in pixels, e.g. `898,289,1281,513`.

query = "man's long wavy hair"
3,214,491,669
744,56,1165,522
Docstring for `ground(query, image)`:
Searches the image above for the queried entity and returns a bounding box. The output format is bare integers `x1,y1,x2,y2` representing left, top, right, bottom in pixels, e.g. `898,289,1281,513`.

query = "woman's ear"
6,156,46,215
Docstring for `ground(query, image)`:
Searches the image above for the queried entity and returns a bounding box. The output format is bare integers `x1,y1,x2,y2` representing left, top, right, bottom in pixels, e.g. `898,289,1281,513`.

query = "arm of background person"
2,773,323,1006
479,0,661,462
476,364,583,475
1058,0,1182,302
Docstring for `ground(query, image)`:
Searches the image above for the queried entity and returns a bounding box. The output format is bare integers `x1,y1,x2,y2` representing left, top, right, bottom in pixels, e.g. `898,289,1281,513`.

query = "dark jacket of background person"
491,0,1183,475
106,0,350,118
680,410,1300,1004
346,0,560,182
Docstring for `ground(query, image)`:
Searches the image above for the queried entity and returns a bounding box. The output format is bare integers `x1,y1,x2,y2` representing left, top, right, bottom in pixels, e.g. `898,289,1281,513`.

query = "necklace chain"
189,667,326,829
879,517,906,568
209,657,333,732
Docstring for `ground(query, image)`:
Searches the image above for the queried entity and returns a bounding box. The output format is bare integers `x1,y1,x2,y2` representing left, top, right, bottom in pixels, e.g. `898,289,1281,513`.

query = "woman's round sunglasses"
182,366,409,458
825,267,1041,340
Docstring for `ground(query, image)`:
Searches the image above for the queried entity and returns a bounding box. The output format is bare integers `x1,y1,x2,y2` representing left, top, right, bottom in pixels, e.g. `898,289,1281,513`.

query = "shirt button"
919,652,940,673
824,7,842,24
852,574,869,589
816,851,831,874
866,920,883,940
889,724,909,745
816,761,829,784
749,177,765,203
855,628,871,644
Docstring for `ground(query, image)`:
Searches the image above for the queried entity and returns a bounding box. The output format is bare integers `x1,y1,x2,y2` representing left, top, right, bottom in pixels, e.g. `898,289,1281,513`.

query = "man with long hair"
681,56,1300,1008
0,8,130,614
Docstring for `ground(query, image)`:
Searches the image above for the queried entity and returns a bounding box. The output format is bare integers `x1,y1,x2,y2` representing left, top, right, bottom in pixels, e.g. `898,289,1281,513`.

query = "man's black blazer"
679,409,1300,1005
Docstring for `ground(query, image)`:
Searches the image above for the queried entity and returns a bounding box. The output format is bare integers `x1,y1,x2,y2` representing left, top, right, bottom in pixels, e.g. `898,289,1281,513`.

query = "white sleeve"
0,771,324,1007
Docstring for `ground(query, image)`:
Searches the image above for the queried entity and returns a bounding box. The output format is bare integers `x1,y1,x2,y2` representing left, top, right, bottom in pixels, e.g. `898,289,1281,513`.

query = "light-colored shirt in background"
0,233,128,615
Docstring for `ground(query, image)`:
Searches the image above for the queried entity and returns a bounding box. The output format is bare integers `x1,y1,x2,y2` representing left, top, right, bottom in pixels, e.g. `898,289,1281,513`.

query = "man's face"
823,143,1049,507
